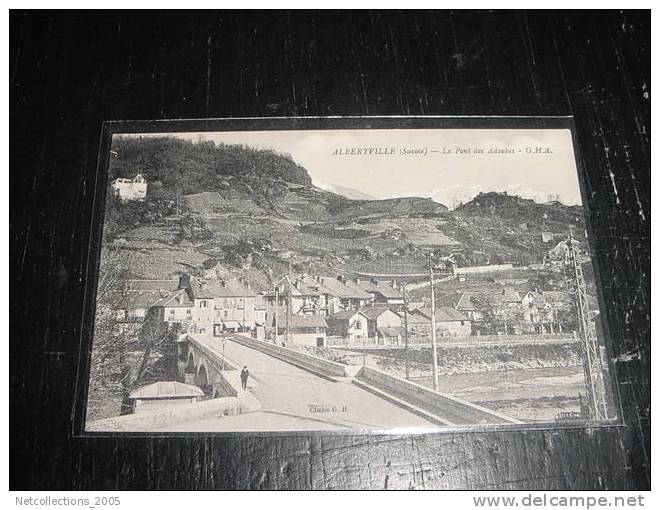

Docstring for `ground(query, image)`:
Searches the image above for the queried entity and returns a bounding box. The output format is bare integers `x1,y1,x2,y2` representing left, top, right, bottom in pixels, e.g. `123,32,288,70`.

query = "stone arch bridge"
177,334,239,398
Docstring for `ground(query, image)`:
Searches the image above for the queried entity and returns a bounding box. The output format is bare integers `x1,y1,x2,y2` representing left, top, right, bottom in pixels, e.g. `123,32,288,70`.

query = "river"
410,365,585,422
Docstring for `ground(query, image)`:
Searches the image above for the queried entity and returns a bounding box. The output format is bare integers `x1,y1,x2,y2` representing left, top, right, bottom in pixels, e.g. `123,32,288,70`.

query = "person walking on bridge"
240,366,250,390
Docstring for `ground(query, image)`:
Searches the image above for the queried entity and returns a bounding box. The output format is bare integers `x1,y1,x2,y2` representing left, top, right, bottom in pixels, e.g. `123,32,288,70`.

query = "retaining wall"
453,264,515,274
230,334,348,379
86,389,261,432
355,366,522,426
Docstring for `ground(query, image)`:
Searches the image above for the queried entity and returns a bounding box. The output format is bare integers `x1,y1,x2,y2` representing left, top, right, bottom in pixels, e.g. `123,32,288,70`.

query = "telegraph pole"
242,274,247,333
402,283,410,380
285,262,292,345
274,285,279,343
429,253,439,390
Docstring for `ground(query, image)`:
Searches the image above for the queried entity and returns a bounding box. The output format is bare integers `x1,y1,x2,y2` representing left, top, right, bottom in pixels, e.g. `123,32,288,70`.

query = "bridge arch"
185,351,196,375
196,364,212,397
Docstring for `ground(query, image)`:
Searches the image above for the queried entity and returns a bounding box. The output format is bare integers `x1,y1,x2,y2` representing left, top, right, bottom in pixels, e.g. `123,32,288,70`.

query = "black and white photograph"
84,123,617,433
11,9,650,493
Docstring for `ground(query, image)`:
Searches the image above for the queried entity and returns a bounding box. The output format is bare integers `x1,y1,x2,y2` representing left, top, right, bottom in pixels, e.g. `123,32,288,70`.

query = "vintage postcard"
82,118,617,433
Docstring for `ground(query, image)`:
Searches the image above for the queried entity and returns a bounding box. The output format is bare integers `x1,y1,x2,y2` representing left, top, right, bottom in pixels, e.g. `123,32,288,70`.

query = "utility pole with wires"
285,262,293,346
402,283,410,380
274,285,279,344
242,274,248,334
428,253,439,391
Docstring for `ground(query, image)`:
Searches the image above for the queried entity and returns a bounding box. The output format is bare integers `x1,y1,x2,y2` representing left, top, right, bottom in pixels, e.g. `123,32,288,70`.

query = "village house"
359,305,404,345
147,274,215,335
265,275,375,322
316,276,375,313
408,306,472,338
521,290,597,334
356,278,405,304
541,231,555,243
150,287,201,331
521,291,567,333
272,314,329,347
176,275,215,333
264,278,327,337
455,288,522,334
326,309,369,342
112,279,179,322
112,173,147,201
203,277,257,335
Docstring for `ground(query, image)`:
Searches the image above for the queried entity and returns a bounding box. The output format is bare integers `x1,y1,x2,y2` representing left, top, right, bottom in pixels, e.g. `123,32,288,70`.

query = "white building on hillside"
112,173,147,201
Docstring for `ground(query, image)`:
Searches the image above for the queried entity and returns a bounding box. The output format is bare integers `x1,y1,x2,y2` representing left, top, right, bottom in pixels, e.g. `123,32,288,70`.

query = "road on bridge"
157,335,440,432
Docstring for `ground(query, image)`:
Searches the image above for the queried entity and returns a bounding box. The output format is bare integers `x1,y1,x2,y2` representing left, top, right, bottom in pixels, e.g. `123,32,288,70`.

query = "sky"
125,128,583,208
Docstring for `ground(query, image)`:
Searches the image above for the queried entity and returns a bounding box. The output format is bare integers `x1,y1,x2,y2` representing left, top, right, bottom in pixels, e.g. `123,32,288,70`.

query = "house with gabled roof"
455,288,522,334
355,278,405,304
521,290,593,334
359,305,404,344
316,276,375,313
174,274,215,334
326,309,369,341
273,277,326,312
265,275,375,321
204,277,257,334
270,313,329,347
456,289,522,321
408,306,471,337
151,287,199,329
112,279,179,322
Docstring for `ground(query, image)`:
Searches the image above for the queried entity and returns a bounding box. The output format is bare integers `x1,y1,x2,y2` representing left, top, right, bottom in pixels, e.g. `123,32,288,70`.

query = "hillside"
104,137,587,286
455,191,583,227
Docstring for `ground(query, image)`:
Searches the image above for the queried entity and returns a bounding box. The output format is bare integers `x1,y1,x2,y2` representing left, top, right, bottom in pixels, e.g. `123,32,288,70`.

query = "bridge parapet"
229,334,349,380
354,366,523,426
178,334,241,397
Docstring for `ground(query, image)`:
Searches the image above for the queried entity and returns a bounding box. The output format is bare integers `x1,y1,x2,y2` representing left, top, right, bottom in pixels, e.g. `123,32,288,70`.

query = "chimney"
391,280,398,289
355,278,361,284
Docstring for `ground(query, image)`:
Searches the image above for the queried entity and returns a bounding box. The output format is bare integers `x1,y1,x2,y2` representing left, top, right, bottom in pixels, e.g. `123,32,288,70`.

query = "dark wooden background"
10,11,650,490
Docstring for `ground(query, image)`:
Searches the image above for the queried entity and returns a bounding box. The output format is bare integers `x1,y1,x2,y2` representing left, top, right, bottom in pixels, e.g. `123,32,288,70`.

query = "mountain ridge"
106,137,586,284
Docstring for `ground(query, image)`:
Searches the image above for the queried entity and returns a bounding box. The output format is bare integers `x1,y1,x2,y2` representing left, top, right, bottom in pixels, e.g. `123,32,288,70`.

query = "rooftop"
288,315,328,329
328,309,367,322
359,305,399,320
356,279,404,299
317,276,374,300
205,278,257,298
456,289,522,310
415,306,469,322
151,288,194,308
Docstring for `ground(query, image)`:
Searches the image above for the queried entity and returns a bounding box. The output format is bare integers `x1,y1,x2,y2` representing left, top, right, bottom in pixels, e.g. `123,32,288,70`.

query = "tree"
86,246,139,421
470,293,498,334
471,293,525,335
132,312,181,388
86,246,178,423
